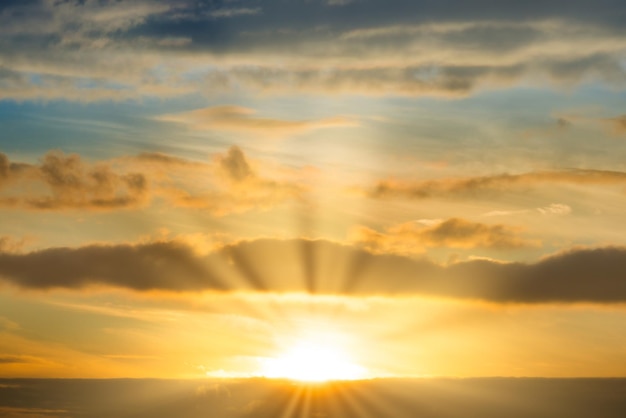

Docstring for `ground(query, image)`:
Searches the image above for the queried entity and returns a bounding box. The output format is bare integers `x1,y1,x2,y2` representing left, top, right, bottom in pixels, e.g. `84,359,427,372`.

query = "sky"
1,0,626,380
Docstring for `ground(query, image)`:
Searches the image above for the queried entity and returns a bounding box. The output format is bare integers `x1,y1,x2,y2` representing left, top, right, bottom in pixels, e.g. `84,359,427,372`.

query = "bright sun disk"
260,340,367,382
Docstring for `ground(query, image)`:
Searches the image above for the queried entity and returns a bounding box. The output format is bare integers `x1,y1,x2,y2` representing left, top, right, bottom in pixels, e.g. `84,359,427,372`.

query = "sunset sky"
1,0,626,380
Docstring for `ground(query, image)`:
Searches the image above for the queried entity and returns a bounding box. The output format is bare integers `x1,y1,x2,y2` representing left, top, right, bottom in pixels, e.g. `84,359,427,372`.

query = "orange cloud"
0,151,148,210
351,218,540,254
0,147,303,214
606,114,626,136
158,106,356,137
367,169,626,199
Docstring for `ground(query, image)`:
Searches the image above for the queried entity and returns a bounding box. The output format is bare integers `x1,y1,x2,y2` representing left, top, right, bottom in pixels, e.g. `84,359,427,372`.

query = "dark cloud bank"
1,239,625,303
1,378,626,418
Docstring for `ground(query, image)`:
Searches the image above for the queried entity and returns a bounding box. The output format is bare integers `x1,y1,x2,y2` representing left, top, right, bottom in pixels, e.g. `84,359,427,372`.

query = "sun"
260,339,367,382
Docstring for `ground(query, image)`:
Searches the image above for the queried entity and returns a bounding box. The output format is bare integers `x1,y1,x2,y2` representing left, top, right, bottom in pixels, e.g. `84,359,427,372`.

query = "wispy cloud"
367,169,626,199
209,8,261,18
158,106,356,137
537,203,572,215
484,203,572,217
1,2,625,101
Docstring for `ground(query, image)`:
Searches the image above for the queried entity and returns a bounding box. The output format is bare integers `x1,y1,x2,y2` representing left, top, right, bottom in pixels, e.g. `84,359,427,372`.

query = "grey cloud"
1,238,626,303
0,241,222,291
218,146,253,182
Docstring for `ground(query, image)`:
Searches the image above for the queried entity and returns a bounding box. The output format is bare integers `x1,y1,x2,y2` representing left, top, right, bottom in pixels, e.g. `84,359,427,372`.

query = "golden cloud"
351,218,540,254
158,106,356,137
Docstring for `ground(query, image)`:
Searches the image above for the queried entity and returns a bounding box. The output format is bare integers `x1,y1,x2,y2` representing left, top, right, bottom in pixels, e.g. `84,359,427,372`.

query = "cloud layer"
1,1,625,100
1,238,625,303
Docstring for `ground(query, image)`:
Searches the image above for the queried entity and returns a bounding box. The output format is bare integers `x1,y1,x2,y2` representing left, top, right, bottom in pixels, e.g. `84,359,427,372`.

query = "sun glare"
260,340,367,382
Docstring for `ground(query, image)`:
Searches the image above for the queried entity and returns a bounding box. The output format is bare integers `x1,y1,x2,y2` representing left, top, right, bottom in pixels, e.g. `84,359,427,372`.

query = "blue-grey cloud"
1,0,625,100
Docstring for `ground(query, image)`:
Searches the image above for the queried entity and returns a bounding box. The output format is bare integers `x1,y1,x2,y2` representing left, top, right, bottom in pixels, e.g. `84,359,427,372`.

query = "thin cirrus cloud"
157,106,357,137
483,203,572,217
0,1,625,101
1,238,625,303
350,218,540,255
0,146,303,214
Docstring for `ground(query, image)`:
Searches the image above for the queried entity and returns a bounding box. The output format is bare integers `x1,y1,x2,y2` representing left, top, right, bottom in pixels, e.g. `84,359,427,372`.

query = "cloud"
158,106,356,137
0,147,303,214
351,218,539,254
367,169,626,199
0,355,41,365
0,241,221,292
0,151,148,210
208,8,261,19
1,2,626,101
0,236,30,254
537,203,572,215
160,146,304,214
0,316,19,331
2,238,626,303
606,115,626,136
217,145,253,182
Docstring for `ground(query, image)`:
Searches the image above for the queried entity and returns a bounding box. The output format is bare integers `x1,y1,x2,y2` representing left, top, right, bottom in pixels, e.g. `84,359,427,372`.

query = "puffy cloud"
368,169,626,199
158,106,356,137
1,238,626,303
0,151,148,210
160,146,304,214
351,218,539,254
217,145,253,182
0,236,30,254
0,147,303,214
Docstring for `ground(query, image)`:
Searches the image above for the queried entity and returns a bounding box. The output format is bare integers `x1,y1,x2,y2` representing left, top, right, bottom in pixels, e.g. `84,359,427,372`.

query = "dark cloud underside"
1,239,625,303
